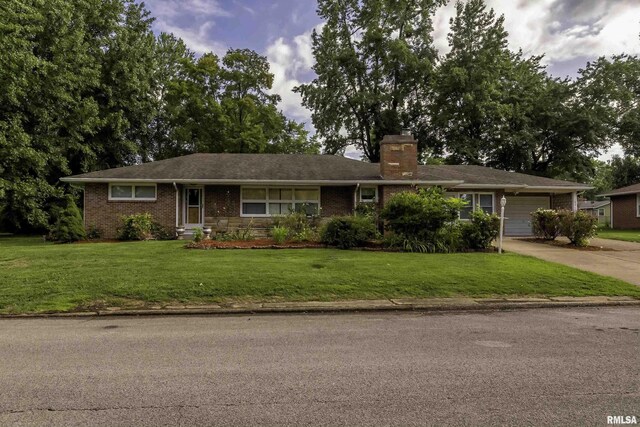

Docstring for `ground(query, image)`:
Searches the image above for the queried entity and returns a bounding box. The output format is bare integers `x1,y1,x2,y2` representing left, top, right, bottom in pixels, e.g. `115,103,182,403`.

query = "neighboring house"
578,199,611,226
61,134,590,238
599,183,640,229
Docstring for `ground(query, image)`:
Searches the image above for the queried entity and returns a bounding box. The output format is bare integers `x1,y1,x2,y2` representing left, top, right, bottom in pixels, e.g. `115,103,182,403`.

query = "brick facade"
380,135,417,179
611,194,640,229
204,185,241,218
321,186,355,216
84,183,176,239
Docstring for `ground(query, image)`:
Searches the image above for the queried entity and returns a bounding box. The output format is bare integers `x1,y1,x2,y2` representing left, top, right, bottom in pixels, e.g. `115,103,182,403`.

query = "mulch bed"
185,239,328,250
518,238,615,251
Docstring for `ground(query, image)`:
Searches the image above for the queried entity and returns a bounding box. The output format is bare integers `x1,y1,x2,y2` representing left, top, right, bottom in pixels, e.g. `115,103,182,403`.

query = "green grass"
597,229,640,243
1,236,639,314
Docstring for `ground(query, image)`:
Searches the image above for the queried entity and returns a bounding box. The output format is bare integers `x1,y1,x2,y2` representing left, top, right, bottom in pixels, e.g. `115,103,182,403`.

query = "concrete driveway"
503,237,640,286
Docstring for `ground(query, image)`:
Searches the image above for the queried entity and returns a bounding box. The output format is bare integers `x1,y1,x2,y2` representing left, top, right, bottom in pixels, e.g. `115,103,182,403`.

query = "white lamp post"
499,196,507,254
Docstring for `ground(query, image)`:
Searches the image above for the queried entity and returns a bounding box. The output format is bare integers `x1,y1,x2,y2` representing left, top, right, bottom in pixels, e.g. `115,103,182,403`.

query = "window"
448,192,494,219
109,184,156,201
359,187,378,203
598,208,605,217
241,187,320,216
637,194,640,217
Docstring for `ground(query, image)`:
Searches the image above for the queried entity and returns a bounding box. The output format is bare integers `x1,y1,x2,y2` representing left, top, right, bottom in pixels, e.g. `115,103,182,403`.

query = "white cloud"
155,20,228,55
432,0,640,64
150,0,231,18
265,25,323,124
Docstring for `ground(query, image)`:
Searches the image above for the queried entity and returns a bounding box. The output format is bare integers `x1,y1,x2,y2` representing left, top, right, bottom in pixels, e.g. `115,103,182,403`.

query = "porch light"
500,196,507,208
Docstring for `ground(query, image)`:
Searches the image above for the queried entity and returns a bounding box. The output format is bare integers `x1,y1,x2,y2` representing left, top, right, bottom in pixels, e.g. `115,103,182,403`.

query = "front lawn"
1,236,639,314
597,229,640,243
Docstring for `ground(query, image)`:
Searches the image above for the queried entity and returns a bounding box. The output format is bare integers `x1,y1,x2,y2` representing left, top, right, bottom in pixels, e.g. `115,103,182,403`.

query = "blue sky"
143,0,640,158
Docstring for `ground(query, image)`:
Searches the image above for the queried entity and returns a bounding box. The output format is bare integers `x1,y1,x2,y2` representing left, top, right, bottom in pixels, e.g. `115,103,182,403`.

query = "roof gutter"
59,177,466,186
597,190,639,197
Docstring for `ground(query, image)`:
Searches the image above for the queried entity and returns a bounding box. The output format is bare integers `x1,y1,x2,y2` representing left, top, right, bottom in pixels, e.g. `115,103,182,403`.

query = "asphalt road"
0,308,638,426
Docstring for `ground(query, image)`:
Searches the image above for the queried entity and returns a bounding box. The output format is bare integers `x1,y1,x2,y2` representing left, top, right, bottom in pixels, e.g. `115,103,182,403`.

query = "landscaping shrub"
48,195,86,243
192,227,204,243
272,211,319,234
321,216,378,249
86,224,102,240
117,213,153,241
460,210,500,250
150,222,175,240
271,226,288,244
558,209,598,247
228,220,255,241
380,188,465,240
383,224,463,253
531,209,561,240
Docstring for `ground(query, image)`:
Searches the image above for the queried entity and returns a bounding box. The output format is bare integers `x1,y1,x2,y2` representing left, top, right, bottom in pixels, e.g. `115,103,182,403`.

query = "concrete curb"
1,297,639,319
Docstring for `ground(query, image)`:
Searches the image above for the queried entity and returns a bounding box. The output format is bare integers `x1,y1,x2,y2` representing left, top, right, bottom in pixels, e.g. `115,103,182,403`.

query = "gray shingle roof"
599,183,640,197
61,153,590,189
578,200,610,209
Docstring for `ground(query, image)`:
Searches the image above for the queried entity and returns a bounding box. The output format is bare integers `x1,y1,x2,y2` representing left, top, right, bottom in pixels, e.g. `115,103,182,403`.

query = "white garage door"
504,196,550,236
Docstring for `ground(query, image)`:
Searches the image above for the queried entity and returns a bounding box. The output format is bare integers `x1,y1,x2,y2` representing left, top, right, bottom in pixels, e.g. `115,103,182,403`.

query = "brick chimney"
379,132,418,180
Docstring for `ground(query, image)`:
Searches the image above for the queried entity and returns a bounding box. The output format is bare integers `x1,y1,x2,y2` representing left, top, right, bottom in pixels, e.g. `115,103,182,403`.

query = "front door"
184,187,204,228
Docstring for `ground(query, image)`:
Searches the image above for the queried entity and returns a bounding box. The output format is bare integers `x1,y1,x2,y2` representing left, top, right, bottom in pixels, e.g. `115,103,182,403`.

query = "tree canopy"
0,0,316,231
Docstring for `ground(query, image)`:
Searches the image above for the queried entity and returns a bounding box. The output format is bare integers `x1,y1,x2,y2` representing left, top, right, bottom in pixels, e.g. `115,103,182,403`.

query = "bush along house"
60,134,591,238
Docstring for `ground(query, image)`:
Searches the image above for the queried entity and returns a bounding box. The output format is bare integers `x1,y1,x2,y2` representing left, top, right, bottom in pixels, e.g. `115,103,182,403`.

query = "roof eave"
598,190,639,197
60,177,466,186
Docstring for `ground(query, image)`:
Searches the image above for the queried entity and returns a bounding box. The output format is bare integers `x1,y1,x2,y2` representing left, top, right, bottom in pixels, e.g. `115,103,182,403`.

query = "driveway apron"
502,237,640,287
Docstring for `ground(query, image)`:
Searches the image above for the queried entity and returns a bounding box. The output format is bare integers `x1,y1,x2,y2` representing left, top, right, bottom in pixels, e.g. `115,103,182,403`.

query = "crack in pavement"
2,390,638,416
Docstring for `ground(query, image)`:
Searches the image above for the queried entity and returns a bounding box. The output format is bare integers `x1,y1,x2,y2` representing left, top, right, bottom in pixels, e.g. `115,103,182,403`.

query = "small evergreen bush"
117,213,153,241
460,210,500,250
531,209,561,240
558,209,598,247
48,195,86,243
192,227,204,242
380,187,464,240
321,216,378,249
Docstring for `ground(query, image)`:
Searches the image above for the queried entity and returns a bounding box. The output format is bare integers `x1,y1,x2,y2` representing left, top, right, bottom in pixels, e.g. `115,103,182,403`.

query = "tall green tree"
577,54,640,157
425,0,609,180
0,0,158,230
295,0,444,161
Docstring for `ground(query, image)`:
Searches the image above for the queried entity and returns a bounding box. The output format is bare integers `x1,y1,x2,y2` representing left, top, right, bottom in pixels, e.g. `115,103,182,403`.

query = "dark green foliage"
117,213,153,241
531,209,561,240
295,0,444,160
460,210,500,250
558,210,598,247
150,222,175,240
86,224,103,240
380,188,464,240
0,1,315,231
321,216,378,249
48,196,86,243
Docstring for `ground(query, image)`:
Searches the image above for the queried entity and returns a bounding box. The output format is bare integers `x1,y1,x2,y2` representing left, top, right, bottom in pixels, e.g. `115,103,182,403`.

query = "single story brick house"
61,134,590,238
599,183,640,229
578,199,611,226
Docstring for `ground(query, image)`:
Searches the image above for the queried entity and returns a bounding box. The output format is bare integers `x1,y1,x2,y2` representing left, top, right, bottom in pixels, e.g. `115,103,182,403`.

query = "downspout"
354,183,360,215
571,191,578,212
173,182,179,228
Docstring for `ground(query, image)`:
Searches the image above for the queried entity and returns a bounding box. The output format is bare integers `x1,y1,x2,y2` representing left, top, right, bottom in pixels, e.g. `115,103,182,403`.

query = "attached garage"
504,196,550,236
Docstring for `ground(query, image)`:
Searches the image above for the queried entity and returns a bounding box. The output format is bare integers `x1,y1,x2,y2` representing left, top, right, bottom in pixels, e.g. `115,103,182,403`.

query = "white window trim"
598,208,605,216
240,186,321,217
108,183,157,201
358,186,378,203
450,192,495,219
637,194,640,218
